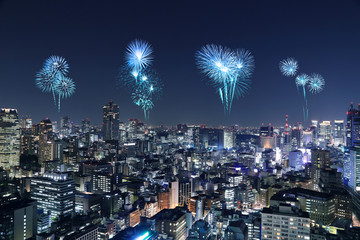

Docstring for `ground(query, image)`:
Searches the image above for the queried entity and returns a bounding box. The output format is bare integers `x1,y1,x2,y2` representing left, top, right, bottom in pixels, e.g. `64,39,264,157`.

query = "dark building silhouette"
102,101,119,141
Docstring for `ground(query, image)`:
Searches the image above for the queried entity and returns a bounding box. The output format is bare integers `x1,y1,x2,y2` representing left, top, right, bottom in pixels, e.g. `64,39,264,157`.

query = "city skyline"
1,0,360,125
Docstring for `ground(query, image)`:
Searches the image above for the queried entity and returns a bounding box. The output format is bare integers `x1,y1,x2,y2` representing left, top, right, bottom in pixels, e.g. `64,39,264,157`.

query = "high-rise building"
30,172,75,221
179,179,191,207
311,149,331,191
0,108,20,170
334,120,345,146
81,118,91,133
223,130,234,149
170,180,179,208
318,121,331,142
288,150,303,171
0,199,37,240
261,204,310,240
346,103,360,147
60,116,72,137
38,119,54,165
348,146,360,192
102,101,120,141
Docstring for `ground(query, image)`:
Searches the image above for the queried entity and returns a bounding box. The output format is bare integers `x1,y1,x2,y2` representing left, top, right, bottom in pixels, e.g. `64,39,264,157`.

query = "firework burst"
279,58,298,77
54,76,76,112
308,73,325,94
44,55,69,76
35,55,75,111
126,39,153,74
120,39,163,120
195,44,254,114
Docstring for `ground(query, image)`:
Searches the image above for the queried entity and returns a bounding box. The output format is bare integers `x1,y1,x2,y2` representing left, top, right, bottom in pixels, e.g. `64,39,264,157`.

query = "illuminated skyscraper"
223,130,234,149
346,103,360,147
102,101,120,141
38,119,54,165
0,108,20,170
319,121,331,142
30,172,75,221
60,116,72,137
334,120,345,146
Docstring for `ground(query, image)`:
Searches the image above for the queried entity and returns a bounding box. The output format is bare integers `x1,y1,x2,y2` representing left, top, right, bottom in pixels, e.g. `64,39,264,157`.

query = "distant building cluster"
1,102,360,239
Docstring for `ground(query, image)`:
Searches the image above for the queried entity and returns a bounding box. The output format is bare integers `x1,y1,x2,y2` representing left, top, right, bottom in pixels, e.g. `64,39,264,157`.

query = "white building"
261,204,310,240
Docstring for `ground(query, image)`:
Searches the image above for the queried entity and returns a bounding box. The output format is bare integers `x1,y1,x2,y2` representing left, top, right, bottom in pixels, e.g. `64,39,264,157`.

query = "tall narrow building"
346,103,360,147
0,108,20,170
102,101,120,141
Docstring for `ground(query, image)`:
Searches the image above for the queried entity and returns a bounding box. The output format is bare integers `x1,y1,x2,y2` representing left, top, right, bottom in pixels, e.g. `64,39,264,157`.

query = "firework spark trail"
195,44,254,114
54,75,76,112
295,74,310,120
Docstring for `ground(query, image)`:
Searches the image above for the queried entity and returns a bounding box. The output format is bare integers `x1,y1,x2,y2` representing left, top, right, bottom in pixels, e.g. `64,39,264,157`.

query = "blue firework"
196,44,235,84
126,39,153,73
35,68,55,93
54,76,76,112
233,49,255,78
35,68,59,105
308,73,325,94
195,44,254,114
44,55,69,76
279,58,298,77
295,74,310,87
129,70,162,120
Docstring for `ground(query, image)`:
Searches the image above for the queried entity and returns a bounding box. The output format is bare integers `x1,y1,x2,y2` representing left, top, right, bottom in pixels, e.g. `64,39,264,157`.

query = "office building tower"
224,187,235,210
102,101,120,141
260,124,275,149
179,179,191,207
302,129,313,146
318,121,331,142
288,150,303,171
348,146,360,192
261,204,310,240
53,140,63,162
151,208,187,240
170,180,179,208
30,172,75,221
81,118,90,133
346,103,360,147
223,130,234,149
91,172,113,193
189,196,204,221
0,199,37,240
311,149,331,191
0,108,20,170
277,188,335,226
158,191,170,210
334,120,345,146
60,116,72,137
38,119,54,165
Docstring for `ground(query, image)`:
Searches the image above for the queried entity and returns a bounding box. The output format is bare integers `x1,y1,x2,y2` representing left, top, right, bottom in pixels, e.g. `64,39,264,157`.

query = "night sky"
1,0,360,127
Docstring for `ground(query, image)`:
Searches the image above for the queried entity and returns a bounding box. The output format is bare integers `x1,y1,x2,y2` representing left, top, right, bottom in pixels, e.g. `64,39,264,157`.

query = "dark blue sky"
1,0,360,126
